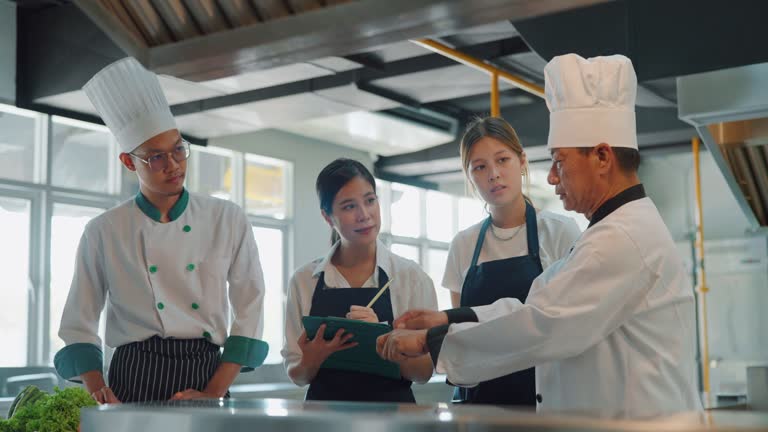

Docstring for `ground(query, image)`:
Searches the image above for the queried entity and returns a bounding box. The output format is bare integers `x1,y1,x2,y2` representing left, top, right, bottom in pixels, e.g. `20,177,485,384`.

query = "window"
390,183,421,238
376,179,391,234
0,105,41,184
380,181,459,313
245,154,289,219
427,248,452,310
426,190,454,242
458,196,487,231
51,117,118,194
528,166,588,230
0,197,31,366
252,226,285,364
390,243,420,264
49,204,106,362
188,146,235,201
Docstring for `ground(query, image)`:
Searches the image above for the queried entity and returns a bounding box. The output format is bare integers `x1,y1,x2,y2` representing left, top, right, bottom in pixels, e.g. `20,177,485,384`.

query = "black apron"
454,202,543,406
305,267,415,403
108,336,227,402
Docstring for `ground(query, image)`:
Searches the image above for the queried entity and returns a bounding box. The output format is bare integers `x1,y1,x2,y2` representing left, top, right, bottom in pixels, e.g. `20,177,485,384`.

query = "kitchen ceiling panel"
209,93,358,129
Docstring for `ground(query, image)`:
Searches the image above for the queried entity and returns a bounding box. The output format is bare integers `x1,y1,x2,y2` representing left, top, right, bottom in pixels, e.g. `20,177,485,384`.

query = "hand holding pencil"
346,279,394,323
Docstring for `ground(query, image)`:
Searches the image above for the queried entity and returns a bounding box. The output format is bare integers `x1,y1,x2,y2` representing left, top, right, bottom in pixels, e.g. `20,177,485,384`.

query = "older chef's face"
467,137,526,208
120,129,187,197
547,148,600,215
325,176,380,246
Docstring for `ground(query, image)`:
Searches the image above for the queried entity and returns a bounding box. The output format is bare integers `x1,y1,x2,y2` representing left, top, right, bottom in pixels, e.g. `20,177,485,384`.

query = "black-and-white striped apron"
108,336,226,402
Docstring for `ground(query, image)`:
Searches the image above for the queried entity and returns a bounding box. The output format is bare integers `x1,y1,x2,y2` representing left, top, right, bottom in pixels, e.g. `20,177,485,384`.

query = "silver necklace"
489,222,524,241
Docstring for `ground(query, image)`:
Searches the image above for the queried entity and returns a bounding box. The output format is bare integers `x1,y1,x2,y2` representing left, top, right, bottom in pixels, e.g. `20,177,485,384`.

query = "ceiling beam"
376,102,695,181
169,37,531,116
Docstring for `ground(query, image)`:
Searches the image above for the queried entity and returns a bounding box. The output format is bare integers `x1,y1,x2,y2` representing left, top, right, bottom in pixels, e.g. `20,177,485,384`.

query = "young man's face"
120,129,187,197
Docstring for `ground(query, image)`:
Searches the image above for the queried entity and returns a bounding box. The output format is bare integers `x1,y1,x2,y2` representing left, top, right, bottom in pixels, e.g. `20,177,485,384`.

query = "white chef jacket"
282,240,438,382
442,210,582,293
436,196,702,419
56,190,267,378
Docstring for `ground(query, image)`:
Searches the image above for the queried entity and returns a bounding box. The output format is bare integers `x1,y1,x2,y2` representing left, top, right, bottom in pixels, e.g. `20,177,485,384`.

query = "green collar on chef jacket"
135,188,189,222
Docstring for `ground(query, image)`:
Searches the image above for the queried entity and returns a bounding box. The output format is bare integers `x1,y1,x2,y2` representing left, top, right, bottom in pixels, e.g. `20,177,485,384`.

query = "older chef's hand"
170,389,219,401
298,324,358,366
376,329,429,363
346,305,379,323
393,309,449,330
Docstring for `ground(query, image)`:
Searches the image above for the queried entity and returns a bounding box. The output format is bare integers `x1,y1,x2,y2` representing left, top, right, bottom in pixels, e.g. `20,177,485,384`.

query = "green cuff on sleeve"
221,336,269,370
54,343,103,381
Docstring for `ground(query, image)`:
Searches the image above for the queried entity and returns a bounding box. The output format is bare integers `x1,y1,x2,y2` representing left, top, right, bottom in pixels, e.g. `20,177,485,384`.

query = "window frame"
248,217,291,365
49,115,121,196
0,185,40,366
244,152,293,220
44,197,116,364
187,144,238,201
377,181,456,292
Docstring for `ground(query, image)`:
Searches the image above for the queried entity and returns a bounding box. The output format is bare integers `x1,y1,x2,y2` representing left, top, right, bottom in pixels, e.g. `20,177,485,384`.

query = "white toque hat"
83,57,177,153
544,54,638,150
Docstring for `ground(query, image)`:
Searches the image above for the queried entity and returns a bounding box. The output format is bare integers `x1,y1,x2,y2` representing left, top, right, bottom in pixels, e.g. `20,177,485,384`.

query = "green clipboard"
301,316,401,380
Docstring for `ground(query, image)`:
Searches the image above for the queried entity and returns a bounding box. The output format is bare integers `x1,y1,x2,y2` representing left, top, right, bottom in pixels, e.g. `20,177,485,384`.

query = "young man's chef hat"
544,54,638,150
83,57,177,153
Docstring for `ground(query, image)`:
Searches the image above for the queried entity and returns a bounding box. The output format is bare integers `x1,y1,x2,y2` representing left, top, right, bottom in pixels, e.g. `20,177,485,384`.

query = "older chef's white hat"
544,54,637,150
83,57,176,153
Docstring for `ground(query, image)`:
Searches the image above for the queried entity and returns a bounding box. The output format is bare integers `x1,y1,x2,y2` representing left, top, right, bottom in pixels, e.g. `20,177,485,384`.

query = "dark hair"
578,146,640,173
316,158,377,244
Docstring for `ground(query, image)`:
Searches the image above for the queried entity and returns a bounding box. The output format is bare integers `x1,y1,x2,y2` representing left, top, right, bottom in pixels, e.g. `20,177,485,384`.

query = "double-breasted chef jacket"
55,189,269,379
427,185,702,419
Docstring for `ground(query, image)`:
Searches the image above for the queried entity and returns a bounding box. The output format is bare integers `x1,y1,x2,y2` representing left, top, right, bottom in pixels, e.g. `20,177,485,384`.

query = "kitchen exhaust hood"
72,0,610,81
678,62,768,230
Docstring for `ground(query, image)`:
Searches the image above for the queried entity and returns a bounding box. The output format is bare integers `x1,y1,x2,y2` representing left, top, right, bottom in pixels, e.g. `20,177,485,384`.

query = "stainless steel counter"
80,399,768,432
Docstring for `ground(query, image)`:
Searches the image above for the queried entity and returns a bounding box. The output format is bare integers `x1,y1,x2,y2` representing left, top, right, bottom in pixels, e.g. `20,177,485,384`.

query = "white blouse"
281,240,438,383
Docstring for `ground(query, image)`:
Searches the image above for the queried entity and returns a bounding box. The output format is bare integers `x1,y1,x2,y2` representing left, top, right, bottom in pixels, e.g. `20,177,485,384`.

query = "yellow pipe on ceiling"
491,72,500,117
412,39,545,99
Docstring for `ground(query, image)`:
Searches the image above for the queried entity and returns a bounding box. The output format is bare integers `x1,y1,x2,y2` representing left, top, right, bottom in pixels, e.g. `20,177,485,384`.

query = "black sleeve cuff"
426,324,450,368
444,307,479,324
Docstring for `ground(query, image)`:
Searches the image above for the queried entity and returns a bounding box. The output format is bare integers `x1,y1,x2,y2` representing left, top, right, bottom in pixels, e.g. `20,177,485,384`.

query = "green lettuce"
1,387,97,432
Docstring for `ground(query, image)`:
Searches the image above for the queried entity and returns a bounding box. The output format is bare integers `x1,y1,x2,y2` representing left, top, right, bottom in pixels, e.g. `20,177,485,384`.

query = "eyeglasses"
130,140,190,172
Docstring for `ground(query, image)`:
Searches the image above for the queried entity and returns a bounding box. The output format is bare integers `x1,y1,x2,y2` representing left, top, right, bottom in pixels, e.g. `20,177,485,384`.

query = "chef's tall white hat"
544,54,637,150
83,57,177,153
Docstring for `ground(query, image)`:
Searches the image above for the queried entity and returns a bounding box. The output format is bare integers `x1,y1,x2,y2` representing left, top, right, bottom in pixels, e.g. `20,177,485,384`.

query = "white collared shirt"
281,240,438,382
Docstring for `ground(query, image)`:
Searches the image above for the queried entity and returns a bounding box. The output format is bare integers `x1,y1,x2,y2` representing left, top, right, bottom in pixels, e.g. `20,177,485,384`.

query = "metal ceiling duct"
250,0,292,20
151,0,201,40
218,0,260,27
679,63,768,230
73,0,611,81
121,0,175,46
184,0,230,34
